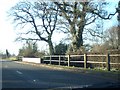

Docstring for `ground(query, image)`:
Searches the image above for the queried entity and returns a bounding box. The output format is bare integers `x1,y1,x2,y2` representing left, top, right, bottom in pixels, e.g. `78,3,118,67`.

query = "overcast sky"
0,0,119,55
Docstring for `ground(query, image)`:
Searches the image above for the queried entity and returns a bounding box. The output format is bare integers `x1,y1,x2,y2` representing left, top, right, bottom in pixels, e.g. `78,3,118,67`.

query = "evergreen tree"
54,43,68,55
6,49,10,58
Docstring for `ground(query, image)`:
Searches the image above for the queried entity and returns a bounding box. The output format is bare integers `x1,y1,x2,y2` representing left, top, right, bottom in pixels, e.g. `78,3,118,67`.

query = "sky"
0,0,21,55
0,0,119,55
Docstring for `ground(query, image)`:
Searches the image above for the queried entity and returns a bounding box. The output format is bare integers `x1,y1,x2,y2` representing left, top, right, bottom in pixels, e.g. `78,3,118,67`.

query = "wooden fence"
43,54,120,71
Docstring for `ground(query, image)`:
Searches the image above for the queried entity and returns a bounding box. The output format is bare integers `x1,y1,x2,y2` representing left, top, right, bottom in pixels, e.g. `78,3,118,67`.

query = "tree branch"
85,28,103,38
85,16,97,25
54,2,72,24
89,9,117,20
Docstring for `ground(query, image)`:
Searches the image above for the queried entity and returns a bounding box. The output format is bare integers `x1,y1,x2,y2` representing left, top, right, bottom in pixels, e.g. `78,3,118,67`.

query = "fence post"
68,55,70,67
106,53,110,71
84,53,87,69
50,55,52,64
59,55,61,65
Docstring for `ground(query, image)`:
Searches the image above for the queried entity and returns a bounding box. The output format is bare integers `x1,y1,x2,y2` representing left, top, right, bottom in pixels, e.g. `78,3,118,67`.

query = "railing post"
59,55,61,65
68,55,70,67
50,55,51,64
84,53,87,69
106,53,110,71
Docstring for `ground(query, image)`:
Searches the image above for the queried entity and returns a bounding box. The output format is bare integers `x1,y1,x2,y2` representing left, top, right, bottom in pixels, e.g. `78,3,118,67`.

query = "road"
1,60,120,89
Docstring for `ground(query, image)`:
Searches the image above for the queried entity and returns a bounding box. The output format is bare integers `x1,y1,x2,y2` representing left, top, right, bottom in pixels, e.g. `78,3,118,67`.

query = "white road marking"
16,71,23,74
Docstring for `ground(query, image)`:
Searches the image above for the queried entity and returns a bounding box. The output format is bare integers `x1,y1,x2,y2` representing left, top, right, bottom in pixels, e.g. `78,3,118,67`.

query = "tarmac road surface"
1,60,120,89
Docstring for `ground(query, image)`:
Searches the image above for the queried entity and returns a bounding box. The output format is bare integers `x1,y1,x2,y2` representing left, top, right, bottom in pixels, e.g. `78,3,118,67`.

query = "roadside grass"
43,64,120,80
18,61,120,75
5,57,18,61
47,64,120,73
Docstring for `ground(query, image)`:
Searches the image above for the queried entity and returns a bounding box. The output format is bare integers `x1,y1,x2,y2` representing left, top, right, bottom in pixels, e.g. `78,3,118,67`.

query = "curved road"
1,60,120,89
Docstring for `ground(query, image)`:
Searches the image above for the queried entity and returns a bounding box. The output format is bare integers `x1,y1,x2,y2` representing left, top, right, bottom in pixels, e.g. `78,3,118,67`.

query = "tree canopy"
54,1,117,53
54,42,68,55
9,0,119,55
18,41,45,57
9,1,58,55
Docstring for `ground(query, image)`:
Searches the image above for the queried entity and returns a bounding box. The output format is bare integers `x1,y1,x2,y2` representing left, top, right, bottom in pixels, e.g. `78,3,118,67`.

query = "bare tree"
116,1,120,49
9,1,58,55
117,1,120,26
54,1,117,53
18,41,45,57
103,26,119,49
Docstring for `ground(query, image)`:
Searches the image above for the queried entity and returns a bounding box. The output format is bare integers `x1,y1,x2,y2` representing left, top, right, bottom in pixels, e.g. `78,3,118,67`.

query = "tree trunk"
72,30,83,52
48,40,54,55
70,25,84,52
70,15,85,53
69,2,86,53
118,26,120,49
117,1,120,49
